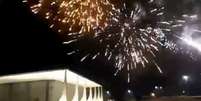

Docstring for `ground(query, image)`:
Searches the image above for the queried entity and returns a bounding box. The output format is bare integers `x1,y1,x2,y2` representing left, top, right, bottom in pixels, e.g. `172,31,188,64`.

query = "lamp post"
153,85,163,97
182,75,190,95
105,90,112,101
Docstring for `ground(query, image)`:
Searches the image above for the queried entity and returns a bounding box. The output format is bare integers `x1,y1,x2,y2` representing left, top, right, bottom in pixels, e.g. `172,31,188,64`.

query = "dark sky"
0,0,201,100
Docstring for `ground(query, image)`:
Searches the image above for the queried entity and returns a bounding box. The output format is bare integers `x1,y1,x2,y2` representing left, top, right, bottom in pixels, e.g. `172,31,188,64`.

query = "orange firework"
23,0,117,34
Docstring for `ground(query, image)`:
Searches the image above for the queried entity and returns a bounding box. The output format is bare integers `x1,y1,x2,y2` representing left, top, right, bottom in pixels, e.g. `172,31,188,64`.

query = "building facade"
0,69,103,101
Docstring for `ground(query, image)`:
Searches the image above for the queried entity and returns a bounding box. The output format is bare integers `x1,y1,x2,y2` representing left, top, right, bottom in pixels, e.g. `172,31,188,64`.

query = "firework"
99,3,167,80
168,13,201,60
64,0,173,83
24,0,199,82
23,0,116,34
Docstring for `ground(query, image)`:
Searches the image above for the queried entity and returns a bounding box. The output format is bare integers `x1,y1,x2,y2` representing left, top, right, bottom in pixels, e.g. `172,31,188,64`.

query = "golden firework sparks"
24,0,117,34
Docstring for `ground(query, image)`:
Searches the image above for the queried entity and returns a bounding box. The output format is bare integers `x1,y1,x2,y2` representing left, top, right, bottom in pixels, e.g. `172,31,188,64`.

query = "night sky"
0,0,201,100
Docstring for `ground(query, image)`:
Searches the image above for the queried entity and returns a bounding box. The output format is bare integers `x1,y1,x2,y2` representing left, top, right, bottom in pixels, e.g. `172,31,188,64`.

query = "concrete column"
97,87,100,101
59,88,67,101
72,76,79,101
72,84,78,101
87,87,93,101
80,87,86,101
96,87,99,101
65,70,68,101
93,87,97,101
100,87,103,101
78,86,84,101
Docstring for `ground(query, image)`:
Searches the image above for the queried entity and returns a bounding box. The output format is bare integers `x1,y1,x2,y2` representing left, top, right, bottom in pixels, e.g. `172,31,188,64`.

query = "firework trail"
172,14,201,60
23,0,116,34
95,1,169,82
23,0,200,82
63,0,176,82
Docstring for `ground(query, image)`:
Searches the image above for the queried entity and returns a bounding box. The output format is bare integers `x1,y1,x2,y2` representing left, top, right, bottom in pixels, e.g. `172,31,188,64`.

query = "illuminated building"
0,69,103,101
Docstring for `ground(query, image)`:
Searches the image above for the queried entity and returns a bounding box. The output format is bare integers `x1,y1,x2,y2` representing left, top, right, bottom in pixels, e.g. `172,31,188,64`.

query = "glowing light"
150,92,156,97
155,86,163,90
24,0,117,34
182,90,186,94
106,91,110,95
177,25,201,52
155,86,159,90
127,89,132,94
64,0,183,82
182,14,198,20
96,2,171,80
159,86,163,89
24,0,196,83
180,38,201,52
182,75,189,82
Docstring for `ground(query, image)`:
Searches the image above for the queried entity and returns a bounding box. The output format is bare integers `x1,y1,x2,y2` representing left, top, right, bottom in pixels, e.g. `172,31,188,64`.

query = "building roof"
0,69,101,87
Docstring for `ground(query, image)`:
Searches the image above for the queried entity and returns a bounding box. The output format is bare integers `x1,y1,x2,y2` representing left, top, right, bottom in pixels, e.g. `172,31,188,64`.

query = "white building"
0,69,103,101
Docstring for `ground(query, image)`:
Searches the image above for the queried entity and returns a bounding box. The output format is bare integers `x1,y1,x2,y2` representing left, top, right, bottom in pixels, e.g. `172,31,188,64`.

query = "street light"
127,89,132,94
182,75,190,95
154,85,163,90
150,92,156,97
155,86,159,90
106,90,110,95
159,86,163,90
182,90,186,94
182,75,189,83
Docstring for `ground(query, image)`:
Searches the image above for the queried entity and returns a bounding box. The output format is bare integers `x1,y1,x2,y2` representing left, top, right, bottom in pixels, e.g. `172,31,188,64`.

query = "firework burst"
96,2,168,82
23,0,199,82
23,0,116,34
172,14,201,60
64,0,175,82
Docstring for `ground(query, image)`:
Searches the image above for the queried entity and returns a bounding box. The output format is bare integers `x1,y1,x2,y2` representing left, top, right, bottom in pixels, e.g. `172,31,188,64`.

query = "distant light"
182,90,186,94
106,91,110,95
182,75,189,82
127,89,132,94
150,92,156,97
155,86,158,90
159,86,163,90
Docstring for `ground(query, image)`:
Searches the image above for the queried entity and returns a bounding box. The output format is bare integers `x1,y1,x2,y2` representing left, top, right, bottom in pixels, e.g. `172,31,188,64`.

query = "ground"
143,96,201,101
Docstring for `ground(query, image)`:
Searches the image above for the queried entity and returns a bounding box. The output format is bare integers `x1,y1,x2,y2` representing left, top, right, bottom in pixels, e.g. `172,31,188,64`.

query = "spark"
80,54,90,62
24,0,117,34
67,51,76,55
182,14,198,20
93,1,171,81
24,0,198,82
63,0,185,82
63,39,78,44
172,24,183,28
170,13,201,60
177,26,201,52
154,61,163,73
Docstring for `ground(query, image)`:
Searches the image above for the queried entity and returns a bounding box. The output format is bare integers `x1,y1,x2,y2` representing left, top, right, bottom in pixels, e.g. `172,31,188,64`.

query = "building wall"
29,81,47,101
11,83,30,101
67,83,76,101
0,84,10,101
0,81,48,101
0,81,103,101
48,81,65,101
78,86,84,101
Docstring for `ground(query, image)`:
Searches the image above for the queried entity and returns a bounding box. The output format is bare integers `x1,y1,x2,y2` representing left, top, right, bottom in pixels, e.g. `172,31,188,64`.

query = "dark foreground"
143,96,201,101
